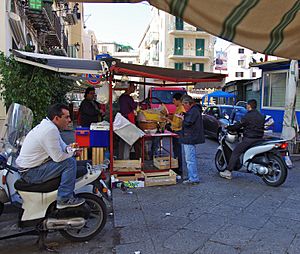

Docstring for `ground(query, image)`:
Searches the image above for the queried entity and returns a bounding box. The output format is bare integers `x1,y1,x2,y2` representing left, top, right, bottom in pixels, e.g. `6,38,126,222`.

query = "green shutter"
29,0,42,10
192,63,204,72
174,38,183,55
175,17,183,30
196,39,205,56
175,63,183,70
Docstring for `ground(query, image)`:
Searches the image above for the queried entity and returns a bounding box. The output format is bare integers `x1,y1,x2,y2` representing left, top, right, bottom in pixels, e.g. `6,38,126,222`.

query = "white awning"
13,50,108,74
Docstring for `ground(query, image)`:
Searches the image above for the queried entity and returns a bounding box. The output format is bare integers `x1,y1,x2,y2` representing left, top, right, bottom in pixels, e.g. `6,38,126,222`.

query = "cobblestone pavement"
113,138,300,254
1,137,300,253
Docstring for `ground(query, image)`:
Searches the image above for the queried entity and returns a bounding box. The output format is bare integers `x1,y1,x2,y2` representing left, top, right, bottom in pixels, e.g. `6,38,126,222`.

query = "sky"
83,2,230,51
84,2,153,49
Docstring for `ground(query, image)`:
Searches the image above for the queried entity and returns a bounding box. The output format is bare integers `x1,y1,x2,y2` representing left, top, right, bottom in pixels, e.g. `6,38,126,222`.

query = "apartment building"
138,9,215,72
223,43,279,83
98,42,139,64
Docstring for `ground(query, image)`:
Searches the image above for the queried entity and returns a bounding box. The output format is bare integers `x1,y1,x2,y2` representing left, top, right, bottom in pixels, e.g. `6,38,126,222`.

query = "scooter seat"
15,177,61,193
14,165,88,193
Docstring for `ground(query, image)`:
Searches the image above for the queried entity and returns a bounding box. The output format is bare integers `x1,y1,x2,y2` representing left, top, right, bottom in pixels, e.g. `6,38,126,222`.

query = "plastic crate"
75,127,90,147
90,130,109,147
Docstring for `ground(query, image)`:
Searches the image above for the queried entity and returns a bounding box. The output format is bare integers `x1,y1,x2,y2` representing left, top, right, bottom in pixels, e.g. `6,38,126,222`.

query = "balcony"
25,1,62,48
61,3,80,25
45,12,62,48
168,24,209,36
149,32,159,44
168,49,210,61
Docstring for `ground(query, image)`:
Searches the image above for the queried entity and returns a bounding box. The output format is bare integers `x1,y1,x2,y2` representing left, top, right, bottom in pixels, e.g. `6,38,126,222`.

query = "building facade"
98,42,139,64
222,43,279,83
138,9,215,72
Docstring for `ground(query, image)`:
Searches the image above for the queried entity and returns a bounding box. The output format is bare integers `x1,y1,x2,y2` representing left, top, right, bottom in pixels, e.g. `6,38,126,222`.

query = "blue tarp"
202,91,236,105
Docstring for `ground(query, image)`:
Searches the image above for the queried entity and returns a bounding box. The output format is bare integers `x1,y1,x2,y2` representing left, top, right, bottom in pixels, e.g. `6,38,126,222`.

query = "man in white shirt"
16,103,84,209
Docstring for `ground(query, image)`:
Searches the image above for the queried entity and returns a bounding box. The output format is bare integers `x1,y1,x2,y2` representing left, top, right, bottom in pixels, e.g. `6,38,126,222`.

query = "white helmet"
226,132,238,143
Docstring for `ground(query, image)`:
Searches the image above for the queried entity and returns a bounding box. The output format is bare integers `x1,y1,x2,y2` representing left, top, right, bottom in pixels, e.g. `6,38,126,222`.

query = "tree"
0,52,74,125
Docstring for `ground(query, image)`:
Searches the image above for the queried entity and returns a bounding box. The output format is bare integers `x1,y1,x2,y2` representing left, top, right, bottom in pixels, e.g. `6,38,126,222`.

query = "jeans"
183,144,199,182
173,131,182,175
21,157,77,201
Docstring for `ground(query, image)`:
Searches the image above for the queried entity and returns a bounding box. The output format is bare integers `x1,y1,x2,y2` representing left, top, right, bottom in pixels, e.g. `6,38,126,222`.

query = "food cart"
107,60,226,186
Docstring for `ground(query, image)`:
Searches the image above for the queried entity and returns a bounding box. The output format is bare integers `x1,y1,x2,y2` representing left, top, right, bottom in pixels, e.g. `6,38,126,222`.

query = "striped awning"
69,0,300,60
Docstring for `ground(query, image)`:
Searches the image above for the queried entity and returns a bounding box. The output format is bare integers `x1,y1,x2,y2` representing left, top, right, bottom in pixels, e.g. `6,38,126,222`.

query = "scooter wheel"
60,193,107,242
0,202,3,216
215,150,226,172
262,155,287,187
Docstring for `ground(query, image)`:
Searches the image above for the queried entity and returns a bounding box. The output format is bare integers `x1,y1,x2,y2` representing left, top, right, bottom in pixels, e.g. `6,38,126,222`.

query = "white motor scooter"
0,155,108,251
0,103,109,250
215,128,292,187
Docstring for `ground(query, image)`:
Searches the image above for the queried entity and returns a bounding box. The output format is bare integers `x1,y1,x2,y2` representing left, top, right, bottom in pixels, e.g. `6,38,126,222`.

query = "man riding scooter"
220,99,265,179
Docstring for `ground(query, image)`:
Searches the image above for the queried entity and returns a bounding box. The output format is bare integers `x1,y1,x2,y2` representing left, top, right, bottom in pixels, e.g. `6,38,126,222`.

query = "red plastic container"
75,127,90,147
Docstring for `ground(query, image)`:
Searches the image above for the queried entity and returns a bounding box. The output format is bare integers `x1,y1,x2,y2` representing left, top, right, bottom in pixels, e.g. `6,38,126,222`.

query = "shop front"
255,60,300,133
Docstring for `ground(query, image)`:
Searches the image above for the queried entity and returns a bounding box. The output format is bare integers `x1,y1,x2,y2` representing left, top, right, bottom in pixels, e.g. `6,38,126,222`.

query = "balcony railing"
168,49,211,59
45,11,62,48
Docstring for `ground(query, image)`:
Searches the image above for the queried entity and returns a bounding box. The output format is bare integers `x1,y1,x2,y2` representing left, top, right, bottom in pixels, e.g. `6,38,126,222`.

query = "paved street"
113,138,300,254
0,138,300,253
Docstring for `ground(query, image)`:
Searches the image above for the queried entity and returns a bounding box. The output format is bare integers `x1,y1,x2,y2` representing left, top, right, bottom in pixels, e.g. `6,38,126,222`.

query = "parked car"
140,87,187,114
203,105,247,140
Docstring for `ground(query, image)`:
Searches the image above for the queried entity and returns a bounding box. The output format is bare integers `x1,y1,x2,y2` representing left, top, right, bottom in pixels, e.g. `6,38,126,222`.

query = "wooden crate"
153,156,178,170
113,172,144,182
113,159,142,172
143,170,176,187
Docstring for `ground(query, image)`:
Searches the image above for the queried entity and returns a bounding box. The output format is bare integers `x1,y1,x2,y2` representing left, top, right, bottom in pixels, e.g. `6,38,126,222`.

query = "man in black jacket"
180,95,205,184
79,87,102,127
220,99,265,179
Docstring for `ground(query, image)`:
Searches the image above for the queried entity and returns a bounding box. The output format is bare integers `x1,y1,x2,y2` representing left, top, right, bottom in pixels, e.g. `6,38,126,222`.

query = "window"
252,72,257,78
235,72,244,77
174,38,183,55
192,63,204,72
102,46,107,52
238,48,244,54
263,72,287,108
238,60,245,66
151,90,186,104
175,63,183,70
196,39,204,56
175,17,183,30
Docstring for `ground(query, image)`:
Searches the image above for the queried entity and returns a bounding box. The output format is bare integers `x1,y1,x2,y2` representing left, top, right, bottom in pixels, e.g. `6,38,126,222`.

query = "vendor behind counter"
118,82,138,124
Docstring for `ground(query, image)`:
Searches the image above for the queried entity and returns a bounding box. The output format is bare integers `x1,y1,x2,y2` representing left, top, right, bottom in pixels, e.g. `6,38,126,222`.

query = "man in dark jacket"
79,87,102,127
220,99,265,179
180,95,205,184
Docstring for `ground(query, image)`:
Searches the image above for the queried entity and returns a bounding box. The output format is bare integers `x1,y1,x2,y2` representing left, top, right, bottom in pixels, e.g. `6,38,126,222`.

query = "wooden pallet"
113,172,144,182
143,170,176,187
153,156,178,170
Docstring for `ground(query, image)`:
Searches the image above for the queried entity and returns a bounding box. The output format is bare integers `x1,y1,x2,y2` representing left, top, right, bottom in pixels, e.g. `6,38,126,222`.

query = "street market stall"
12,50,226,187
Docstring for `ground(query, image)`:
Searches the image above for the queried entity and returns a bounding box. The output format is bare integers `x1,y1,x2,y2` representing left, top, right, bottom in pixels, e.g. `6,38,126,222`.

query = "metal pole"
109,72,114,174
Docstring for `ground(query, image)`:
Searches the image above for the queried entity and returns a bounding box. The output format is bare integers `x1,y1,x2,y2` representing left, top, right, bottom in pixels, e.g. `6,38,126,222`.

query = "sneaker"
182,180,200,185
219,170,232,180
56,197,85,209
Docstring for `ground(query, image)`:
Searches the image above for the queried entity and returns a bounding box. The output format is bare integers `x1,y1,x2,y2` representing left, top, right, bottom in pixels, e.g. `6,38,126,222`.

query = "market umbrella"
70,0,300,60
281,60,299,141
